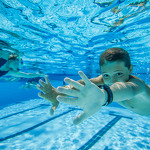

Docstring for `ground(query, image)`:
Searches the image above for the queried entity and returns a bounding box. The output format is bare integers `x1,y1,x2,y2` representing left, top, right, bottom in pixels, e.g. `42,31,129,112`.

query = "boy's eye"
117,73,123,76
103,74,109,78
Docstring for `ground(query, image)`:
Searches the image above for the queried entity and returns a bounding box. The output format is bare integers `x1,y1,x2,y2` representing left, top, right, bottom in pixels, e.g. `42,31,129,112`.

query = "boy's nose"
110,77,117,84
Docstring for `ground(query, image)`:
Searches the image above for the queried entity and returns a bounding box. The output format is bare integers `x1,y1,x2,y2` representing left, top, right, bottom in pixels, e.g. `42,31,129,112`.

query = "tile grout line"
78,114,132,150
0,109,75,142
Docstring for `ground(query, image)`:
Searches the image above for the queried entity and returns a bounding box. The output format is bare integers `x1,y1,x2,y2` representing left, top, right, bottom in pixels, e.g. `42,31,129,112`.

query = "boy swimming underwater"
37,47,150,125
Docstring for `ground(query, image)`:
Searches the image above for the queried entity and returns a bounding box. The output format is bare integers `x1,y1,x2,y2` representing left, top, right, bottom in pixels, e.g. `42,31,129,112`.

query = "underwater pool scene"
0,0,150,149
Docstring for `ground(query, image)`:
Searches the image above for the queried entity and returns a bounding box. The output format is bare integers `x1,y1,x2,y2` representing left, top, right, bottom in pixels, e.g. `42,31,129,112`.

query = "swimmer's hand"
37,75,59,116
57,71,106,125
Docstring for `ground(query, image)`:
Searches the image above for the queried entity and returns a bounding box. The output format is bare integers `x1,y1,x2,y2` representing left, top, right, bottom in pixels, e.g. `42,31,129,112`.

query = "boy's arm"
56,71,146,125
8,70,44,78
109,79,145,102
77,75,144,103
77,75,145,102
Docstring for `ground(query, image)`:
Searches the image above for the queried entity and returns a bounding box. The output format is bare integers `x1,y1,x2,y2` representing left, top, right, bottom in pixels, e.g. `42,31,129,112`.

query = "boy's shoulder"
128,75,146,89
129,75,145,83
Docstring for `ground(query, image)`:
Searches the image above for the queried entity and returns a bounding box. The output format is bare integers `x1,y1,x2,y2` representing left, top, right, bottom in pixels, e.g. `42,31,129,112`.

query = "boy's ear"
129,65,133,74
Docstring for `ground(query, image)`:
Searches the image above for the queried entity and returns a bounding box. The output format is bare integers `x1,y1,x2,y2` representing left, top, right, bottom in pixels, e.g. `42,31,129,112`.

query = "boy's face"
101,61,132,86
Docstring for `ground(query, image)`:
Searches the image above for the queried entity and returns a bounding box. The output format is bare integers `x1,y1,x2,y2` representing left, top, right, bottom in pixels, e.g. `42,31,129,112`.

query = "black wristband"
98,84,113,106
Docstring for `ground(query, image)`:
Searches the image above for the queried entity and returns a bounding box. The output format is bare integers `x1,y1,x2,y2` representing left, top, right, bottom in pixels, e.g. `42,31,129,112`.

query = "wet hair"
8,54,23,64
100,47,131,69
8,54,18,61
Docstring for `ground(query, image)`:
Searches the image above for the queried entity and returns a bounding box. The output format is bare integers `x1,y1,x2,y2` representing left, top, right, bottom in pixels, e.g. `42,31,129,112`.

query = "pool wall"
0,80,63,108
0,82,38,107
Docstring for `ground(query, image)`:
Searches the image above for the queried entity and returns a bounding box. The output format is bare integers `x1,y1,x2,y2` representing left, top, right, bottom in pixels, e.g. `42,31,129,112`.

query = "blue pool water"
0,0,150,149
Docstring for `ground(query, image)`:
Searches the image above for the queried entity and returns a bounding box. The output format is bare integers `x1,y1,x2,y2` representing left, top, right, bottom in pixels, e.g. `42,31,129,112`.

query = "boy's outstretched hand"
37,76,59,116
57,71,106,125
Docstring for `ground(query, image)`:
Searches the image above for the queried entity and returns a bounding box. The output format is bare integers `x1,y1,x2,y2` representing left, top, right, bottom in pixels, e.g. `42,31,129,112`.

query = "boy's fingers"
56,95,78,105
57,87,80,97
50,105,57,116
78,71,91,85
38,92,48,99
37,85,44,92
36,84,40,90
39,79,46,87
38,92,43,97
50,107,54,116
64,77,83,90
73,112,90,125
45,75,51,86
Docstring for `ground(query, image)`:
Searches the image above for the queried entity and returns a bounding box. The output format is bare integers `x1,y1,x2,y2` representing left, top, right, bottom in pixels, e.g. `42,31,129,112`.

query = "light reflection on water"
0,0,150,77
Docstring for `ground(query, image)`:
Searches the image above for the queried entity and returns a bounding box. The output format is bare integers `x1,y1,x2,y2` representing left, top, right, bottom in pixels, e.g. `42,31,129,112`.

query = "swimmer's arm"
0,50,11,59
110,80,145,102
8,70,44,78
